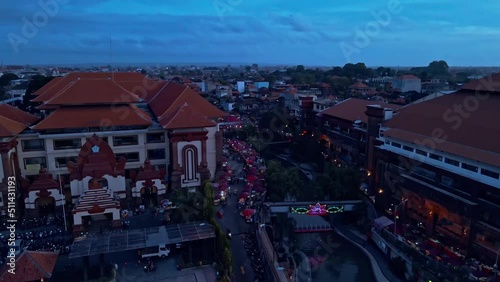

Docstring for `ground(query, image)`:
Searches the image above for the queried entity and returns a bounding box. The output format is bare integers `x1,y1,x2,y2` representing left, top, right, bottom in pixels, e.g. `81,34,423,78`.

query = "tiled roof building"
0,72,227,233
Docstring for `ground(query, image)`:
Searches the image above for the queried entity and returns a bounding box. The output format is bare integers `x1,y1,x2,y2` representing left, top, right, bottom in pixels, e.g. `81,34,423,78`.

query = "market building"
0,72,227,227
367,73,500,259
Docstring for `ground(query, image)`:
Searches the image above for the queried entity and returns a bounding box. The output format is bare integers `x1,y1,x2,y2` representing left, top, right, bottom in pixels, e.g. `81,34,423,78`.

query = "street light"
494,248,500,282
394,199,408,235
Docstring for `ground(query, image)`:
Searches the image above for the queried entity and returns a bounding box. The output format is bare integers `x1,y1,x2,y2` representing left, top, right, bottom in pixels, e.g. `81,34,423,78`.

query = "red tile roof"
399,74,419,80
32,72,146,102
0,116,27,138
461,73,500,92
28,72,226,131
116,80,167,102
0,104,39,125
0,251,58,282
383,85,500,167
320,98,401,123
149,81,227,129
33,77,63,96
32,105,152,130
161,102,217,129
0,104,39,138
40,79,141,106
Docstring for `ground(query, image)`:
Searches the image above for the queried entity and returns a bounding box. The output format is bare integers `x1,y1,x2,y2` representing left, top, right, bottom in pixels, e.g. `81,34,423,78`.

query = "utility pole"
58,172,68,232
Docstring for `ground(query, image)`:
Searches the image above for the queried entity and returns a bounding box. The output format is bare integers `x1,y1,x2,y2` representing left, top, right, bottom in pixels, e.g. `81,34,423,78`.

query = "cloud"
1,0,500,66
452,26,500,36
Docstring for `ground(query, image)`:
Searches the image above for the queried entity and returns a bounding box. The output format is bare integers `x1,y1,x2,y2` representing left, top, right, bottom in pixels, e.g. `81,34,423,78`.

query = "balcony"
401,174,478,216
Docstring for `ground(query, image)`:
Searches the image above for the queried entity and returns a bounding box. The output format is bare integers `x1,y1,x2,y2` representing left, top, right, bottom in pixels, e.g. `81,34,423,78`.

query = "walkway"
334,224,403,282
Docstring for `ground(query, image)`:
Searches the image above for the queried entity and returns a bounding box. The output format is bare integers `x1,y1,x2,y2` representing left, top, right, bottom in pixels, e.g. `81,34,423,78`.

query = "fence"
257,225,290,282
374,227,470,282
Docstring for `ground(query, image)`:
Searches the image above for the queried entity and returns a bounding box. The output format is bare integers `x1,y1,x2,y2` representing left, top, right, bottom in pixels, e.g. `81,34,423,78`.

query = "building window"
441,175,455,187
146,133,165,143
182,145,199,183
402,145,413,152
21,139,45,151
481,168,500,179
412,166,436,180
445,158,460,166
54,138,82,150
461,163,478,172
147,149,166,160
24,157,46,170
55,156,78,168
113,135,139,146
429,153,443,161
385,140,390,145
415,149,427,156
392,142,402,148
115,152,140,162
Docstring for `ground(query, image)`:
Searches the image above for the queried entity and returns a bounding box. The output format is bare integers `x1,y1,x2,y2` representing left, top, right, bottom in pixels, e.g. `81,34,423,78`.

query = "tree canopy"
0,73,19,86
21,75,54,113
307,164,361,201
265,160,302,201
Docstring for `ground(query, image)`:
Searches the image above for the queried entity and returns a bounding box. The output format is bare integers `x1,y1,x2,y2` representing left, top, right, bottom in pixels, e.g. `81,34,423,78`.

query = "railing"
374,227,470,281
257,226,290,282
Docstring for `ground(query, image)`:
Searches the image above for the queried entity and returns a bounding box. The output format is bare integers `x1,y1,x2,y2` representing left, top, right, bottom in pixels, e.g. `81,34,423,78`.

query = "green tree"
265,160,302,201
295,65,305,72
427,60,449,77
312,164,361,201
0,87,6,100
140,69,147,75
21,75,54,113
202,181,215,221
0,73,19,86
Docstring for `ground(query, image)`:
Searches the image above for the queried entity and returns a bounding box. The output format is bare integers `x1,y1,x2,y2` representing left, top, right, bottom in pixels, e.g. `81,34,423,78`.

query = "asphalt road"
215,159,256,282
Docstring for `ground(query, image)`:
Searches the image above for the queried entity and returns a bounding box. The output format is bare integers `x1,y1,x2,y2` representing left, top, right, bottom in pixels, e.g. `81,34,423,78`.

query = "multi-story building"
392,75,422,93
367,73,500,259
317,98,400,167
0,72,227,233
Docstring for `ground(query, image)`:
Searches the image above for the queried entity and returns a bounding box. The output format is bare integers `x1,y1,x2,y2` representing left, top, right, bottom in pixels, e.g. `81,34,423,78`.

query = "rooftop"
69,221,215,258
319,98,401,124
383,73,500,167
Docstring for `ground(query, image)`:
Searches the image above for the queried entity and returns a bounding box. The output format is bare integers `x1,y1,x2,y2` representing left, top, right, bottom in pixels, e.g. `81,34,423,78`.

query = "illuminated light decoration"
290,202,344,215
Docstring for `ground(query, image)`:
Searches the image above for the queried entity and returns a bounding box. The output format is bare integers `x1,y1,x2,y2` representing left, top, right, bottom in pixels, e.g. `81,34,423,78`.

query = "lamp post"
57,172,68,232
394,199,408,235
494,248,500,282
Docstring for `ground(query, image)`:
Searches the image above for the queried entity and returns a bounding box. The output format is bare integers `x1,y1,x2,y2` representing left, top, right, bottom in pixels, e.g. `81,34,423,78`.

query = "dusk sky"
2,0,500,66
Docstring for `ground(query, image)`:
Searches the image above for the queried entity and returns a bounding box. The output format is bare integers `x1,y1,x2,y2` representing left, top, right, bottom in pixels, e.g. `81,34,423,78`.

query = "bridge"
262,201,362,233
264,200,363,213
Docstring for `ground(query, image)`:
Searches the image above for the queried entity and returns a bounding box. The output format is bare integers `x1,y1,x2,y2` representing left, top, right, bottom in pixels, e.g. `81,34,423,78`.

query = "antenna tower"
109,32,114,81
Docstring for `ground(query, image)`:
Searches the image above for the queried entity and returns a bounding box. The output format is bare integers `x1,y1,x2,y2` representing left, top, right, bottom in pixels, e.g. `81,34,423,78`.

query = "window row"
20,133,166,152
23,149,166,169
388,140,500,180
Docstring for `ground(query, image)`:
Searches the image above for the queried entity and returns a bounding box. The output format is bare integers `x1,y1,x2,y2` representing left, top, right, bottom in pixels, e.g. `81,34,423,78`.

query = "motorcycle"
227,229,232,239
143,261,156,272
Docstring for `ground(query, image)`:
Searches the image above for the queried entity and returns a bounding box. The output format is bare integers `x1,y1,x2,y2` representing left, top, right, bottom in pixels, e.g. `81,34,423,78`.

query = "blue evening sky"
1,0,499,66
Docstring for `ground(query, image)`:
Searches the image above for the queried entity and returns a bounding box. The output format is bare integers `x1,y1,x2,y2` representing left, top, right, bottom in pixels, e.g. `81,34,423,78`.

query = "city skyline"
2,0,500,66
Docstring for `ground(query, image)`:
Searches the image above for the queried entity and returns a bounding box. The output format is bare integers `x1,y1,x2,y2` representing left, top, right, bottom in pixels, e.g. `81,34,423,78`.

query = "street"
215,159,256,282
